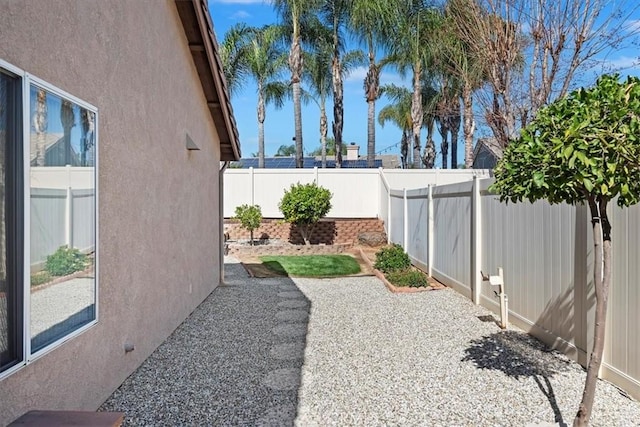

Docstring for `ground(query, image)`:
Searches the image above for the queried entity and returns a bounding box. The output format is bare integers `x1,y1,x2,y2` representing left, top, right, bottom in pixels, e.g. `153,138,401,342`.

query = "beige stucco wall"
0,0,223,423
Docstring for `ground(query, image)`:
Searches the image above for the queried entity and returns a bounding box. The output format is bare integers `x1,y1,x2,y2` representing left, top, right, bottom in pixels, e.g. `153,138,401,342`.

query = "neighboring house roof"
315,155,400,169
29,132,96,166
472,137,502,169
231,157,385,169
174,0,240,161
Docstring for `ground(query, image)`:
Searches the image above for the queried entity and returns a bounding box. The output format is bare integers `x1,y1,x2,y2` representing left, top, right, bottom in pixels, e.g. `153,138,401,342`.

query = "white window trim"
0,58,99,378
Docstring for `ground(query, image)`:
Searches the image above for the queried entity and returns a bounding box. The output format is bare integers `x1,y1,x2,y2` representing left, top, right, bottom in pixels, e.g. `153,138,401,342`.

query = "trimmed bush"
234,204,262,245
385,269,428,288
374,244,410,273
279,182,332,245
45,245,88,277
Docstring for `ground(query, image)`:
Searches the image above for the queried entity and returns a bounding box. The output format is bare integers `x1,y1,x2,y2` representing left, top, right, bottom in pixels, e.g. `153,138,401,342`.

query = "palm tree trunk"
35,88,47,166
320,100,327,168
411,64,423,169
574,197,612,426
400,131,409,169
332,26,343,168
289,34,304,168
364,44,378,168
293,82,303,167
441,131,449,169
463,84,475,168
257,82,266,168
61,100,75,166
449,106,461,169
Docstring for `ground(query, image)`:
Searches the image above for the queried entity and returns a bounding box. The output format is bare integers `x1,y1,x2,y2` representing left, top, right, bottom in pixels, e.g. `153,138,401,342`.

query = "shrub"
385,269,428,288
45,245,88,276
234,204,262,245
374,244,410,273
279,182,332,245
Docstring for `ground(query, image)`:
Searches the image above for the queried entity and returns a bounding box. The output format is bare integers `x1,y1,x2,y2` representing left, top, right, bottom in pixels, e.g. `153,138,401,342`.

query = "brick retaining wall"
224,218,385,245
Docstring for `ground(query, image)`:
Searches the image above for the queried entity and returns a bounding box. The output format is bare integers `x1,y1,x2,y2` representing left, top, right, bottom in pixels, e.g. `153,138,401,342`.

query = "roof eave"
175,0,241,161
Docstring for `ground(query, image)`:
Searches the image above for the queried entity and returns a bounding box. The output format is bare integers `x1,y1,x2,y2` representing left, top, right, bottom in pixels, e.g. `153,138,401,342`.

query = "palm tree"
385,1,443,169
436,1,486,168
221,24,289,168
380,83,439,169
274,0,321,168
348,0,397,168
60,100,75,166
34,88,47,166
321,0,349,167
219,23,251,98
421,81,439,169
302,32,332,168
378,85,412,168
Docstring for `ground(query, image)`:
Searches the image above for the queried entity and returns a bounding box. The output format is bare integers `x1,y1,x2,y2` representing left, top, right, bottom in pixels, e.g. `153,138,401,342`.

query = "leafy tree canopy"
491,74,640,207
307,137,348,156
279,182,332,245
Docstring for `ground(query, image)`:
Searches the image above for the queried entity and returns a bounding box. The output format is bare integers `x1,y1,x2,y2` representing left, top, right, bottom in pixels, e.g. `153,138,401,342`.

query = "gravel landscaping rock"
100,257,640,426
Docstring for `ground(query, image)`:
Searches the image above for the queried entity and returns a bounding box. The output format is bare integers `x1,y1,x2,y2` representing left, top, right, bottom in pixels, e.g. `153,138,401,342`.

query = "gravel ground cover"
101,257,640,426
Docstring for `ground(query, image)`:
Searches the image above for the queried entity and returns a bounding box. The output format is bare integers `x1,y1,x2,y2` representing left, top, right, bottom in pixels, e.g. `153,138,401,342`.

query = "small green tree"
234,204,263,246
491,74,640,427
279,182,332,245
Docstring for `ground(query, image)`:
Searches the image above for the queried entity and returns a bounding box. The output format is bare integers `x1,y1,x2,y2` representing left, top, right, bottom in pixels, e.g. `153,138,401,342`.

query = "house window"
0,68,23,373
0,59,98,375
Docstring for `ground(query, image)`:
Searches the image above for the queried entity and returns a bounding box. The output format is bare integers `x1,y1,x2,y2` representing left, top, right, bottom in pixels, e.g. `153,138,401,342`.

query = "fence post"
65,186,73,248
403,188,408,249
387,184,392,245
314,166,319,184
249,167,255,205
428,184,434,277
65,165,73,248
471,176,482,305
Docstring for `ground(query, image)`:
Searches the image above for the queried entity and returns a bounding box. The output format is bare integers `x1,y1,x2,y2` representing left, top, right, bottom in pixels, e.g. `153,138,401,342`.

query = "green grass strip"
259,254,361,277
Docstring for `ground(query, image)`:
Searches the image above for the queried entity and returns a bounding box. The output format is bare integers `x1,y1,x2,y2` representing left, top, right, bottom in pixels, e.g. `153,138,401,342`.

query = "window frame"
0,58,99,379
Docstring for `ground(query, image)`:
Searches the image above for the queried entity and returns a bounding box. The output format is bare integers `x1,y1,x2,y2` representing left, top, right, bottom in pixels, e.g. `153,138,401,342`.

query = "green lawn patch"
260,254,361,277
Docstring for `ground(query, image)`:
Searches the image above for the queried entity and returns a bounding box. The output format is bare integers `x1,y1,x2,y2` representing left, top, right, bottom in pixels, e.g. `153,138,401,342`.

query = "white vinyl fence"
224,167,489,218
388,176,640,400
30,167,95,268
30,188,95,267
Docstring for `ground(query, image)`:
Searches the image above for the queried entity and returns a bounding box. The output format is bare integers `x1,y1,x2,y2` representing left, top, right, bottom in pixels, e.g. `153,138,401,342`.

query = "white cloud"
602,55,640,72
230,10,251,19
625,19,640,33
345,66,409,87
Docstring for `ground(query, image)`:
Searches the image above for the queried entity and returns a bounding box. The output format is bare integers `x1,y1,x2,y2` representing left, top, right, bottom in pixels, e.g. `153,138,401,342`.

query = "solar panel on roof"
233,157,382,168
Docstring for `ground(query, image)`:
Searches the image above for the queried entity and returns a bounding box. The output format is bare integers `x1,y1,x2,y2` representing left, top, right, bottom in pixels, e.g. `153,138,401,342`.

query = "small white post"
314,166,319,184
65,186,72,247
403,188,408,250
428,185,434,277
472,176,482,305
249,167,255,205
498,267,508,329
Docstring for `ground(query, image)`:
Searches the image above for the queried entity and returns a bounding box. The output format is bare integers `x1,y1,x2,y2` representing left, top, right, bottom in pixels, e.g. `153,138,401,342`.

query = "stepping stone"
273,323,307,338
262,368,301,391
277,291,305,299
270,342,306,360
255,404,297,427
275,310,309,322
277,300,308,309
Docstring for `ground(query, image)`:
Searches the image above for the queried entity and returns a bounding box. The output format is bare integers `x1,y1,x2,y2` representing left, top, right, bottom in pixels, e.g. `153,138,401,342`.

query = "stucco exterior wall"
0,0,223,423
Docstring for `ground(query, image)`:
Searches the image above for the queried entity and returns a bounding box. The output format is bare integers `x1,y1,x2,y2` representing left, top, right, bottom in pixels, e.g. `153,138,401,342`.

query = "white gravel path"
100,257,640,426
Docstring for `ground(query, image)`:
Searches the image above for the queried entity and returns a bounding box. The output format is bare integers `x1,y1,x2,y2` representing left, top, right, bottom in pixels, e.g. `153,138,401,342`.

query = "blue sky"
209,0,414,163
209,0,640,167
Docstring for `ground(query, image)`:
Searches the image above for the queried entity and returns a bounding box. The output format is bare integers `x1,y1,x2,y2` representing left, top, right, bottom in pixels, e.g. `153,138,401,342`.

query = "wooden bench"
9,410,124,426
